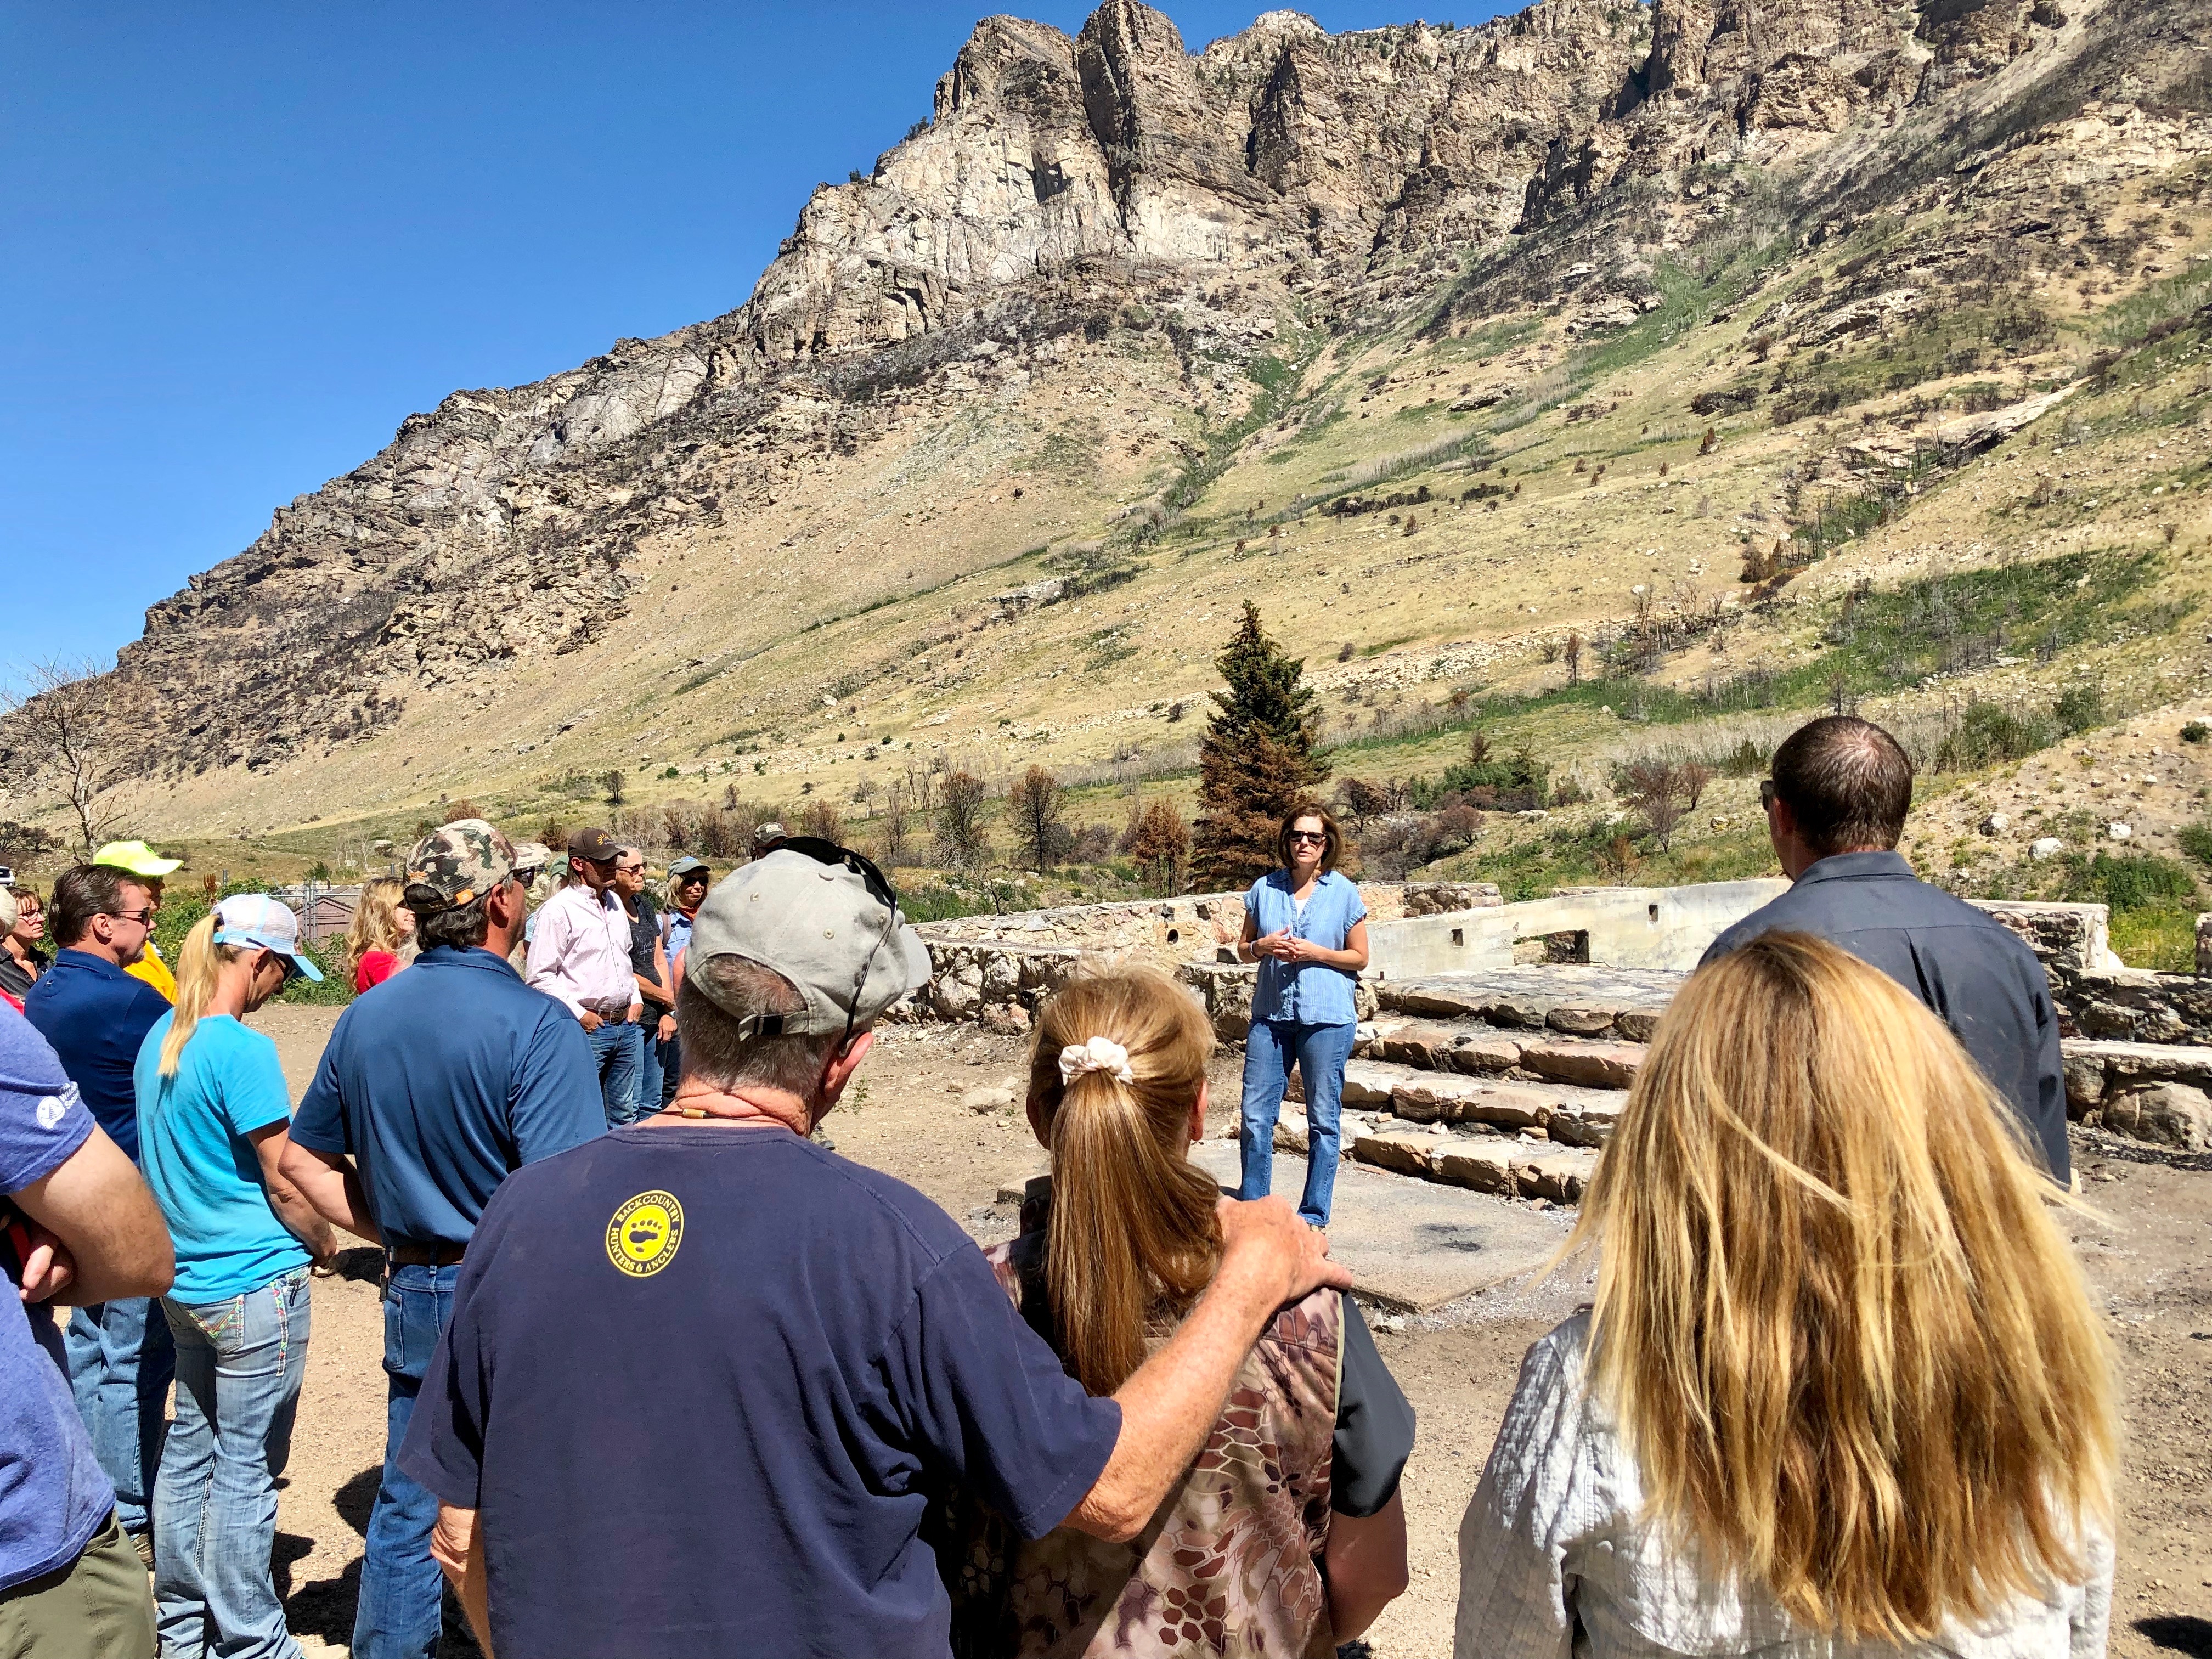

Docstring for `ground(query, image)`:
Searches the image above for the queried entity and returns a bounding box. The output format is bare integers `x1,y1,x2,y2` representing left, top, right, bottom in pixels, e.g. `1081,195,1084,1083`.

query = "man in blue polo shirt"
22,862,177,1566
281,821,603,1659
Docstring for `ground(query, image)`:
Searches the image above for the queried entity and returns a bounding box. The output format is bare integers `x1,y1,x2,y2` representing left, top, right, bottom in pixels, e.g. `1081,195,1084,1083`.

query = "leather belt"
386,1241,466,1268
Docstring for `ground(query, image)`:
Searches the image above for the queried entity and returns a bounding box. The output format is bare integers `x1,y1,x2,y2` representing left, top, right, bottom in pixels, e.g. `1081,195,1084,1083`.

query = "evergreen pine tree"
1191,602,1329,888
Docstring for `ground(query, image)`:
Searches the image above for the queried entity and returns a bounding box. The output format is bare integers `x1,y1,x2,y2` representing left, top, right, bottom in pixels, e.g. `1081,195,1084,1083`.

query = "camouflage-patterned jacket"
936,1179,1344,1658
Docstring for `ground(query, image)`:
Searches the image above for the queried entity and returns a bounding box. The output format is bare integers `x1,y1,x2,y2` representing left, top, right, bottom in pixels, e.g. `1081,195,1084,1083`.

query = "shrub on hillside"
1936,702,2056,770
2053,685,2104,735
2176,820,2212,869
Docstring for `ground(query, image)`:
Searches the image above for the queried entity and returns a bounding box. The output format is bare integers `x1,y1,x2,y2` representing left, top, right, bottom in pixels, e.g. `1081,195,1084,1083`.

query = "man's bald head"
1769,716,1914,857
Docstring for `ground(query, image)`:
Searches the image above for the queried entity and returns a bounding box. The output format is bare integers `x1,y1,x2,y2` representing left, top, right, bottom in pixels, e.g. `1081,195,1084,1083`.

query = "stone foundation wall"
890,884,2212,1049
1973,900,2212,1046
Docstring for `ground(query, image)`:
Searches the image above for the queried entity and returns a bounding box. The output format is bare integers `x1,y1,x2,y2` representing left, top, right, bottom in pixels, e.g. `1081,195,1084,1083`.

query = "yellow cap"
91,841,183,878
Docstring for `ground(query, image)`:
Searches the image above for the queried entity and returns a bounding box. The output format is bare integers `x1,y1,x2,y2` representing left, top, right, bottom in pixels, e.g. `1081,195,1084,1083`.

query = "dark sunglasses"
106,907,159,926
1759,780,1778,809
777,836,899,913
1287,831,1328,845
773,836,902,1043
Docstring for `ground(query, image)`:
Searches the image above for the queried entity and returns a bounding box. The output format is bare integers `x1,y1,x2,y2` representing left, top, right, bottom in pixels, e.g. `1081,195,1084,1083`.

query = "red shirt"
354,950,399,994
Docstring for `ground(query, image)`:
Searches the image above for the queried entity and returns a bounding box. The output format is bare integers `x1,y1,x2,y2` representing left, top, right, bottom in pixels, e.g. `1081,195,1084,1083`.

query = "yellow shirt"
126,943,177,1003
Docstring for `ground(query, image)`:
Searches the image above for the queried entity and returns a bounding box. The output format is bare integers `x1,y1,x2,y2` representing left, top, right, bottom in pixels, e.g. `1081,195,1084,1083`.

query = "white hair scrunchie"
1059,1036,1135,1087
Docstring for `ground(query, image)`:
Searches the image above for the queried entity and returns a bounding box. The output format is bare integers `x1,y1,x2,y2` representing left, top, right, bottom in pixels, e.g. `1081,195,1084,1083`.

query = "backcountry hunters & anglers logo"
605,1190,685,1278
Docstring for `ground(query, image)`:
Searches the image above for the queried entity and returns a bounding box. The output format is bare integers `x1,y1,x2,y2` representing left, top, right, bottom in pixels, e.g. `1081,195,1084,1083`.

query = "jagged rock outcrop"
3,0,2192,792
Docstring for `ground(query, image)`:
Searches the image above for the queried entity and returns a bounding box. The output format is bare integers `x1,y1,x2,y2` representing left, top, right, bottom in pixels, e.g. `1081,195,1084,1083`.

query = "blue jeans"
63,1295,176,1536
351,1262,460,1659
154,1267,311,1659
634,1019,667,1120
1238,1020,1358,1226
588,1018,642,1127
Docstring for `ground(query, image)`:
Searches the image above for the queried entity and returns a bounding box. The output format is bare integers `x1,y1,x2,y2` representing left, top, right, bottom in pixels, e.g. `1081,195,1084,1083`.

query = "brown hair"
1026,971,1220,1394
1274,800,1342,876
50,865,142,949
677,955,844,1101
1769,715,1912,856
1568,932,2117,1640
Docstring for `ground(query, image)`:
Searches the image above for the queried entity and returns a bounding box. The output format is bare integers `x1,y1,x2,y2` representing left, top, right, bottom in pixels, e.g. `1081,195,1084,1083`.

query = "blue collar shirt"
20,949,172,1163
1700,850,2069,1183
1245,869,1368,1028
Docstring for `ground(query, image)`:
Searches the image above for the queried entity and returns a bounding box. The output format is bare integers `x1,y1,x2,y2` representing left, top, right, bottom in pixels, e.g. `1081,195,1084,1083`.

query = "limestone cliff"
4,0,2202,813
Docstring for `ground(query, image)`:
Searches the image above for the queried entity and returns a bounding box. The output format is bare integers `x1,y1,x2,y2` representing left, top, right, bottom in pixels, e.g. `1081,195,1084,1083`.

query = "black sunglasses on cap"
774,836,900,915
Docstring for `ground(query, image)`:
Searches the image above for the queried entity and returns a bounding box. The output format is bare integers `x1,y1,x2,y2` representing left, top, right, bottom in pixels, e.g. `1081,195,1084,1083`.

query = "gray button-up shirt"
1701,850,2069,1183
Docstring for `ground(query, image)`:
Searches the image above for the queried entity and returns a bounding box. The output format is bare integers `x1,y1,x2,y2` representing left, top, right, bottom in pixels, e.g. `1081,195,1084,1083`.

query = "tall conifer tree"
1191,602,1329,887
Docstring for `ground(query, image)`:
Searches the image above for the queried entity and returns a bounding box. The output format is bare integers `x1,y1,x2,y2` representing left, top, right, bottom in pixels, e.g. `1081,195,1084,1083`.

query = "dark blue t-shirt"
400,1126,1123,1658
21,949,171,1163
0,1006,115,1590
290,947,605,1246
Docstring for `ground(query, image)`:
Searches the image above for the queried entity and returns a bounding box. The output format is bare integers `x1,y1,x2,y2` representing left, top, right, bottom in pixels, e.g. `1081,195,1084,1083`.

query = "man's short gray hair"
677,954,848,1101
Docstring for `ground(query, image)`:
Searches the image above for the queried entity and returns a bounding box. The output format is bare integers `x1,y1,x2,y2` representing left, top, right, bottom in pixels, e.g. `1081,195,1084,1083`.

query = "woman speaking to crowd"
1232,803,1368,1227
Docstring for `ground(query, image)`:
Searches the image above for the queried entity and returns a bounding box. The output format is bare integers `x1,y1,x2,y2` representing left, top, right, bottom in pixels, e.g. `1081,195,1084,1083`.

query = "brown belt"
386,1241,465,1267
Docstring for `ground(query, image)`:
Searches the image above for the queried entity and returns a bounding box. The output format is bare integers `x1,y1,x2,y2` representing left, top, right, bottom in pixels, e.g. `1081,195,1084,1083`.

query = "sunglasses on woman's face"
1288,831,1328,846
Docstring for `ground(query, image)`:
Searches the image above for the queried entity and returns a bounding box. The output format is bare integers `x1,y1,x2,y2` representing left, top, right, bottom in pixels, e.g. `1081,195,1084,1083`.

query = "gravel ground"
241,1008,2211,1659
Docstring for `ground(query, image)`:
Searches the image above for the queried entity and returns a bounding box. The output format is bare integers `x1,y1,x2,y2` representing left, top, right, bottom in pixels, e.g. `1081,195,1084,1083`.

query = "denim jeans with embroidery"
154,1266,311,1659
351,1261,461,1659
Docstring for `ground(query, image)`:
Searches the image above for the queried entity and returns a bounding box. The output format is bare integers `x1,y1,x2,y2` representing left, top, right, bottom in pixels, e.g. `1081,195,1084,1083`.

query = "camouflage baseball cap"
404,819,518,915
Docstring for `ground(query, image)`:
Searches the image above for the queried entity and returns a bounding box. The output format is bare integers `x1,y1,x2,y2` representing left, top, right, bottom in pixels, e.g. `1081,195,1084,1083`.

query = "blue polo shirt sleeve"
288,1011,351,1156
888,1242,1122,1539
510,1009,605,1164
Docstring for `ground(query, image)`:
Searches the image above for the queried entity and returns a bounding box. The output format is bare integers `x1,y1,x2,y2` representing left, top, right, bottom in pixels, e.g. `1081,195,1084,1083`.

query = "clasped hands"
1250,928,1321,965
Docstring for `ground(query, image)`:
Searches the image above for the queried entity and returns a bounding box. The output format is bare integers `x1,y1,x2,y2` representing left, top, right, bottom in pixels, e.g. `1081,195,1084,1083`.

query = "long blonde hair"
159,913,252,1079
1570,932,2117,1640
1026,971,1221,1394
343,878,408,978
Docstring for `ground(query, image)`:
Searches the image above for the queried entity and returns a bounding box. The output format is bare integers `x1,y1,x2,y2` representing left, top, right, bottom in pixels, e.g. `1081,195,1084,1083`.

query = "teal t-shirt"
134,1013,311,1302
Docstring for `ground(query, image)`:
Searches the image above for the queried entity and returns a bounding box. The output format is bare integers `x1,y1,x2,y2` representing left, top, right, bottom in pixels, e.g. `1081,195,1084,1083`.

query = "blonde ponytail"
1028,972,1220,1394
159,913,249,1079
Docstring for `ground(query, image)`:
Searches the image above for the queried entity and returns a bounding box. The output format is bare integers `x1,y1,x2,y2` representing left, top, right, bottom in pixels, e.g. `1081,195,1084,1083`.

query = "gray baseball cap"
686,845,932,1037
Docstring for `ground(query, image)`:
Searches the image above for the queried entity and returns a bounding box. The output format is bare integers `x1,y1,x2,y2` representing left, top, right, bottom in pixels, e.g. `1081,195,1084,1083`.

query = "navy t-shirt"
0,1006,115,1590
290,947,605,1246
400,1126,1123,1658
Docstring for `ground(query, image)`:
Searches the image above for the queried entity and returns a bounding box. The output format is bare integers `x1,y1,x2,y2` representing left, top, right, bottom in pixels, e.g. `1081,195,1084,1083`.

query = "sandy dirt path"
244,1007,2211,1659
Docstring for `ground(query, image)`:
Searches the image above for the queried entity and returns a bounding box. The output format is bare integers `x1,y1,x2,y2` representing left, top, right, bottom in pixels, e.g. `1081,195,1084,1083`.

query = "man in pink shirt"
524,828,642,1127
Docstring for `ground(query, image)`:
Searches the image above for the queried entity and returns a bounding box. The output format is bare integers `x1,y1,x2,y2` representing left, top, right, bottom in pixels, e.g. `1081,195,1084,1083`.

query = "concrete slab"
1187,1141,1574,1313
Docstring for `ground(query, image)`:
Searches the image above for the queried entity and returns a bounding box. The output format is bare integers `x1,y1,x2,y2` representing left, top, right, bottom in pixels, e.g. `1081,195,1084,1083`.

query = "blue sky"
2,2,1472,689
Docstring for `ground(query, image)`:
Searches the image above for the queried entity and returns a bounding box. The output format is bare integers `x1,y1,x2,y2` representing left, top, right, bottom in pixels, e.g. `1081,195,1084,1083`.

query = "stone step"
1304,1059,1624,1148
1348,1123,1600,1203
2062,1039,2212,1151
1355,1023,1646,1088
1375,964,1684,1042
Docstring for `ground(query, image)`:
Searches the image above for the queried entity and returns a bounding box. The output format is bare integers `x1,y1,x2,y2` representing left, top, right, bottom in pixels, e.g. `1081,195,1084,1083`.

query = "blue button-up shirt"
290,946,606,1247
21,949,172,1164
1701,850,2069,1183
1246,870,1368,1028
